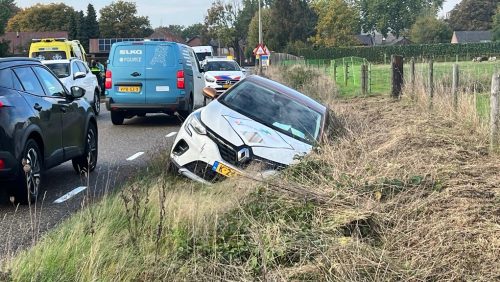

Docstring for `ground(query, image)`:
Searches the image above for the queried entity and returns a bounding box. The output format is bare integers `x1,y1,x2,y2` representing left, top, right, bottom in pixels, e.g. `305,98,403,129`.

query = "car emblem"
237,148,250,163
225,80,231,85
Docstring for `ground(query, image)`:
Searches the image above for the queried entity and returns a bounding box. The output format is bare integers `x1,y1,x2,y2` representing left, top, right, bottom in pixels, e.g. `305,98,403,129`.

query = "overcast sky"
17,0,462,27
16,0,214,27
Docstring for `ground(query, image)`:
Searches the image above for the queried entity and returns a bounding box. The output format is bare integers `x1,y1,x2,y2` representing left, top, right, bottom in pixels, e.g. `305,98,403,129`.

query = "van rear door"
110,43,146,104
144,43,178,105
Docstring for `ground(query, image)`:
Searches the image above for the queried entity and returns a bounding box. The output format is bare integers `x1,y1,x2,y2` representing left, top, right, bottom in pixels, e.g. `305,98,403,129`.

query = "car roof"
245,75,327,115
41,59,72,64
0,57,41,69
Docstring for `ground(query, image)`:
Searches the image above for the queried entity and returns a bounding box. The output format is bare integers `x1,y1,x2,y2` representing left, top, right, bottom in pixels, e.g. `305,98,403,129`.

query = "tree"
493,5,500,41
0,0,19,35
85,4,100,39
99,1,153,38
75,11,88,49
205,0,239,50
311,0,360,47
165,25,185,39
447,0,498,31
246,8,273,56
68,12,78,40
268,0,317,51
409,16,452,44
182,23,208,42
7,3,76,32
357,0,445,37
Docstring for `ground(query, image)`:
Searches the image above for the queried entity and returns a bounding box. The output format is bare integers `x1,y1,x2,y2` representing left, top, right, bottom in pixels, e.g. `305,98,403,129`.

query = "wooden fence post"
361,64,368,96
391,55,404,98
428,59,434,108
452,64,459,110
344,62,348,86
490,73,500,152
410,57,415,91
368,63,372,93
333,60,337,83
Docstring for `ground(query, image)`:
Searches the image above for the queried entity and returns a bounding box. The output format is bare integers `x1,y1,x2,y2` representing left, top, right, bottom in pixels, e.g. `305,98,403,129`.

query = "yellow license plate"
223,84,232,89
118,86,141,92
212,161,239,177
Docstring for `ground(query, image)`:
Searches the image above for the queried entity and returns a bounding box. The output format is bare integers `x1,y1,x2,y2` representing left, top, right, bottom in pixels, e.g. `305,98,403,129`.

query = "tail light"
0,159,4,169
0,101,3,108
177,70,185,89
105,70,112,89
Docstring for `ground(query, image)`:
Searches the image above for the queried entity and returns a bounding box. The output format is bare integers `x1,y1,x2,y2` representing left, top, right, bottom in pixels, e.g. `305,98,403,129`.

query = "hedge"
287,42,500,63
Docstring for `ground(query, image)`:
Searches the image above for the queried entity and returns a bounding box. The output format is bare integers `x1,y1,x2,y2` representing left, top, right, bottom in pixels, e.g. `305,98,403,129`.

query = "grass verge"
4,65,500,281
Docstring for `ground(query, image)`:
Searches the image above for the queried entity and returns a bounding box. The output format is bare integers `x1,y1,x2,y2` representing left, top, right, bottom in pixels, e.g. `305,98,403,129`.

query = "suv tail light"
177,70,185,89
0,159,4,169
105,70,112,89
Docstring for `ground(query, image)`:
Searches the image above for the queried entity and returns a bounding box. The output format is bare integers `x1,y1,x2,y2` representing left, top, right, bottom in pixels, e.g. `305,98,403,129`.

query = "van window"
146,44,175,67
113,45,145,67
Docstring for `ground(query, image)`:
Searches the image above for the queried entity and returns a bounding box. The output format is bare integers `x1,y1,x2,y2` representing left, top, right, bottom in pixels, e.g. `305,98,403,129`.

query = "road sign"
253,44,269,56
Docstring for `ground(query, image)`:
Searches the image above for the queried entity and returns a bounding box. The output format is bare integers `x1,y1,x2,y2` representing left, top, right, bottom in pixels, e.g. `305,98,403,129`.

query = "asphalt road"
0,106,180,262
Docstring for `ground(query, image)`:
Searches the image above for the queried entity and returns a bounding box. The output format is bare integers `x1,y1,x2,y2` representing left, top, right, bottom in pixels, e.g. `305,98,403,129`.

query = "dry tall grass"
6,65,500,281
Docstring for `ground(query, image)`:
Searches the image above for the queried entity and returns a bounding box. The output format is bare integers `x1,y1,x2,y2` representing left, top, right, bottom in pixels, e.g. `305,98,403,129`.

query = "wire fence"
278,56,500,98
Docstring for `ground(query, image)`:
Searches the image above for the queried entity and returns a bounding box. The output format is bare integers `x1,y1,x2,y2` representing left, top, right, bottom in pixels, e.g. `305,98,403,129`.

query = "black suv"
0,58,98,203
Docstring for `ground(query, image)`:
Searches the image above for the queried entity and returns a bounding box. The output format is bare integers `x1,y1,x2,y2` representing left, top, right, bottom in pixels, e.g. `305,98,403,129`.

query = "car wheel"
13,139,43,204
111,111,124,125
72,123,98,174
92,90,100,116
178,93,193,119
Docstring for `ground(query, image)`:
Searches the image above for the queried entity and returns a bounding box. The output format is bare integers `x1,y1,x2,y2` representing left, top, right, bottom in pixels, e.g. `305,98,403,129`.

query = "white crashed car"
170,75,328,184
42,59,101,115
202,57,247,95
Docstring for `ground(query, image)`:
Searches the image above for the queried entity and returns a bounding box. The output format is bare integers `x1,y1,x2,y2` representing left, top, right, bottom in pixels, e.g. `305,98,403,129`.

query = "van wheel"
111,111,124,125
178,93,193,119
72,123,98,174
92,90,100,116
12,139,43,204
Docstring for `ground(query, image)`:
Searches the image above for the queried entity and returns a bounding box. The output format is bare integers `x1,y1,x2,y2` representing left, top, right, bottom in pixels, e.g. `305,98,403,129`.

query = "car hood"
200,100,312,165
205,71,244,80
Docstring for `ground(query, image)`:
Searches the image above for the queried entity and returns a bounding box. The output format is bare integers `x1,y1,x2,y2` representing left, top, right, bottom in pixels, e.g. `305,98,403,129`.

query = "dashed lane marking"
54,186,87,204
127,152,144,161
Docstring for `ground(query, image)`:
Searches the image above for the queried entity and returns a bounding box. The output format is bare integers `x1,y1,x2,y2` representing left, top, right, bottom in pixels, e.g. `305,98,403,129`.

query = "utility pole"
258,0,263,74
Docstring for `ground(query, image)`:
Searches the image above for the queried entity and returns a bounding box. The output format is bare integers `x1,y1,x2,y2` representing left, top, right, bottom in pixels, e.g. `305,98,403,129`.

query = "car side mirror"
241,68,247,73
74,71,86,80
69,86,85,99
203,87,218,100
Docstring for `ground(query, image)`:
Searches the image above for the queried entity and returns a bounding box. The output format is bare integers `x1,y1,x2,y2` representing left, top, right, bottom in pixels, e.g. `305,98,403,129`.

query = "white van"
192,46,214,61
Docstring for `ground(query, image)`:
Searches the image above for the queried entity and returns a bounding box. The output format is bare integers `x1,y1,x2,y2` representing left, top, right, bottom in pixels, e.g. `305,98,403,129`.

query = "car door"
75,61,95,102
144,43,177,105
111,43,146,104
12,66,64,168
33,66,86,160
189,49,205,108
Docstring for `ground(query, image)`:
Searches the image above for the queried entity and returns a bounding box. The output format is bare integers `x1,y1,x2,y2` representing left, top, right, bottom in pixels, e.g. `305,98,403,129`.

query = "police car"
202,57,247,95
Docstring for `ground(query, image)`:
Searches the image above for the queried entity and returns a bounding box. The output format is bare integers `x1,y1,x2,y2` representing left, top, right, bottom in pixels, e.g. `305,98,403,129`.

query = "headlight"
205,75,216,83
185,112,206,136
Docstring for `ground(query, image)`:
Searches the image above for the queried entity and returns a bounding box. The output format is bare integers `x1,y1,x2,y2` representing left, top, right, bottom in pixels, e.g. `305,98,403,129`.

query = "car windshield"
31,51,67,61
45,63,70,78
218,81,323,144
205,61,240,71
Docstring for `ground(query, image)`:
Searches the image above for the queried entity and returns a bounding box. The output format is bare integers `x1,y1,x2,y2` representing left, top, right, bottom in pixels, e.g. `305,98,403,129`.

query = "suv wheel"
13,139,43,204
92,90,100,116
72,123,98,174
178,93,193,119
111,111,124,125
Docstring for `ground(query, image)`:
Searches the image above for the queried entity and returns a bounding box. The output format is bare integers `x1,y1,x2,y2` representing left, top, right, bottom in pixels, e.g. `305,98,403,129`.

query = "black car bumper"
0,151,18,179
105,98,186,113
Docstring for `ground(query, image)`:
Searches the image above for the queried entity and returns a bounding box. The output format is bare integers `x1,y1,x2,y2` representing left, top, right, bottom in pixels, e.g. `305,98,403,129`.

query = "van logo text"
120,50,143,55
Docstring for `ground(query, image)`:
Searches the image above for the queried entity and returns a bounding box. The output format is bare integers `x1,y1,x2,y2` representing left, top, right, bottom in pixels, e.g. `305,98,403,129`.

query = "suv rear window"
31,51,67,60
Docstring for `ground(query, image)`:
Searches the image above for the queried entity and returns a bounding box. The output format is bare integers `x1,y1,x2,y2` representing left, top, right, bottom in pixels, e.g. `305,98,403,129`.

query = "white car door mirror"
74,71,86,80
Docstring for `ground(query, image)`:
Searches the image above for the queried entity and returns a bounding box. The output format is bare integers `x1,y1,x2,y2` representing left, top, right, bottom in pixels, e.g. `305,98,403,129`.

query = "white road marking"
127,152,144,161
166,132,177,138
54,186,87,204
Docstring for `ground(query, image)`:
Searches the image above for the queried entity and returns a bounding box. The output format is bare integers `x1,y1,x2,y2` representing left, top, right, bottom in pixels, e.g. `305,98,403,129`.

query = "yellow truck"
29,38,87,62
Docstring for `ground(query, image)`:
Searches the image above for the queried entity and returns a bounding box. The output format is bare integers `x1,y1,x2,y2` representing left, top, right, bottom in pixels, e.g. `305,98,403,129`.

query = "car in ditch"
170,75,328,184
0,58,98,203
42,58,102,115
